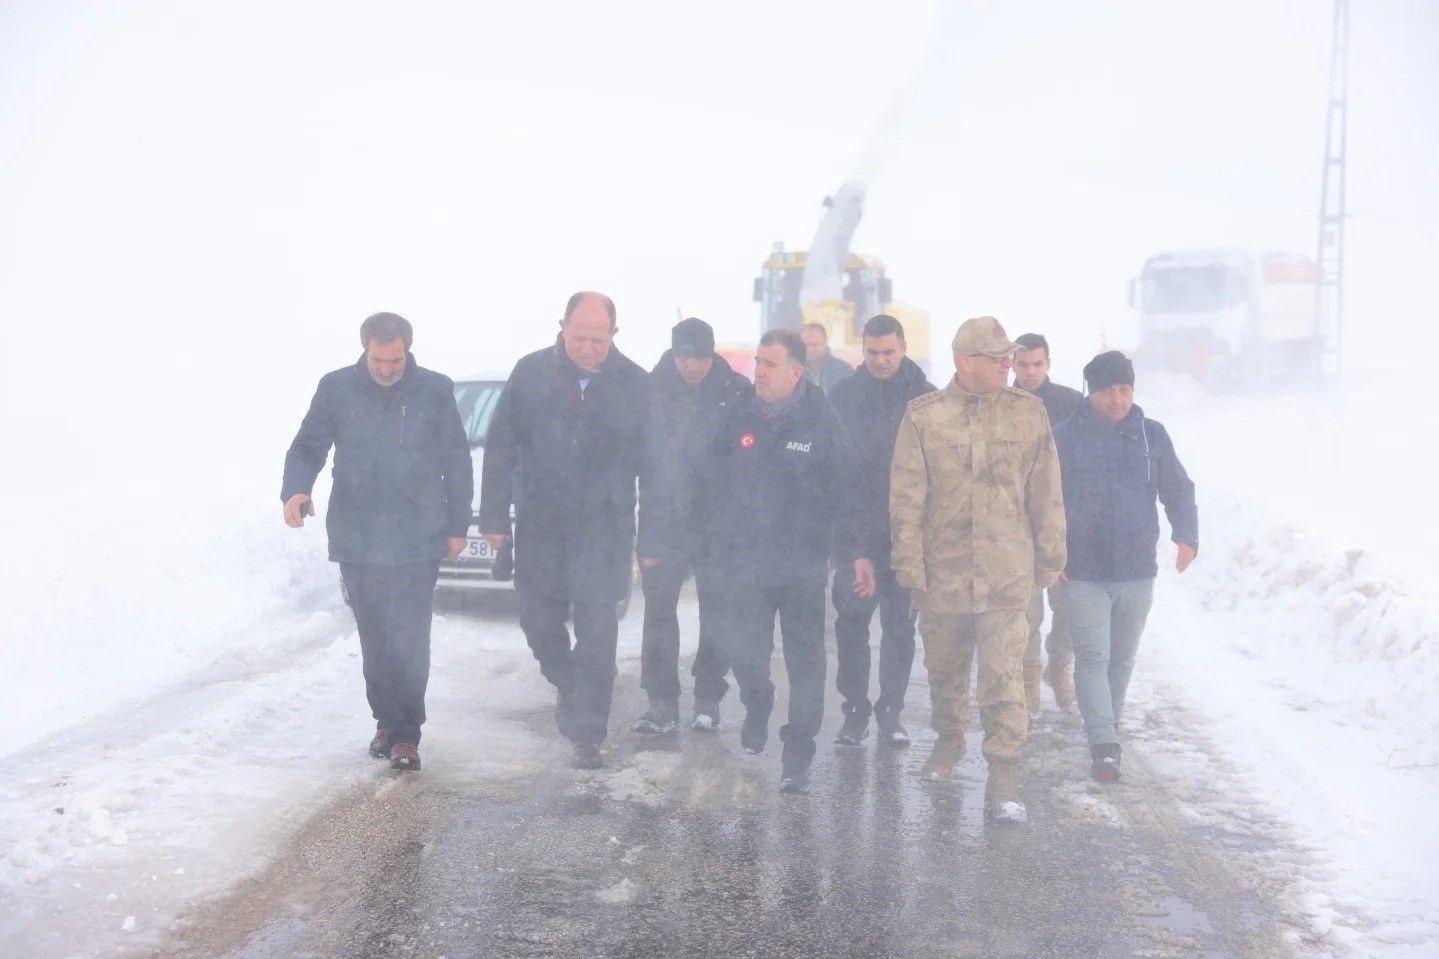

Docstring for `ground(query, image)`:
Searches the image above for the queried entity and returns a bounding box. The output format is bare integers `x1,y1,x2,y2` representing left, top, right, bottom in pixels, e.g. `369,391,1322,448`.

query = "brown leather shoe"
369,730,390,759
389,742,421,771
1023,664,1043,716
571,743,602,769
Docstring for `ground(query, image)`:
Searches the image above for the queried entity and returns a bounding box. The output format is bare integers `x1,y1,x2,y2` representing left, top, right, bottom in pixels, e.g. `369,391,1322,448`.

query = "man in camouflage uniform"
889,316,1067,823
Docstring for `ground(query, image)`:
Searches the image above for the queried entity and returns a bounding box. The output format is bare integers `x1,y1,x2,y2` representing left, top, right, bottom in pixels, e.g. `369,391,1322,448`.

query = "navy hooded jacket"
1052,399,1198,582
699,379,862,588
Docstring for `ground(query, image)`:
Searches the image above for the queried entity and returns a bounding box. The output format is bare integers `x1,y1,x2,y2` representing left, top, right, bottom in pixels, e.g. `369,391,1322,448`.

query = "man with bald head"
480,292,653,769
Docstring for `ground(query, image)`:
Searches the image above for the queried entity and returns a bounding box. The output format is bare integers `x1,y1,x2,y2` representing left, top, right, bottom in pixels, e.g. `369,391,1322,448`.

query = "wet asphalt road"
166,603,1308,959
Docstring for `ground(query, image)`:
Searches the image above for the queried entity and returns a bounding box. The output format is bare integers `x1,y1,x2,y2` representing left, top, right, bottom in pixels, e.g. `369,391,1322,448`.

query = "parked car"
435,373,634,618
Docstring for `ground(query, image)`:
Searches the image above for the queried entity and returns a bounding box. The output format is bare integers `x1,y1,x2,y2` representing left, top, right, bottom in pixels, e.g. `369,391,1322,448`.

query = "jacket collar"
650,349,739,394
1072,396,1146,430
353,351,417,393
849,355,926,389
944,375,1003,405
552,332,628,381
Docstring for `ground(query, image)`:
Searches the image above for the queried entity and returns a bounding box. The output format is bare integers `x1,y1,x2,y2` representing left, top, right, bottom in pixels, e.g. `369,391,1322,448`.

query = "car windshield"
454,381,504,448
1142,266,1229,313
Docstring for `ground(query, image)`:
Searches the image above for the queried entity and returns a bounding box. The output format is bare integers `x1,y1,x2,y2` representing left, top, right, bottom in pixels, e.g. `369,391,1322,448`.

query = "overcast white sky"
1,1,1435,503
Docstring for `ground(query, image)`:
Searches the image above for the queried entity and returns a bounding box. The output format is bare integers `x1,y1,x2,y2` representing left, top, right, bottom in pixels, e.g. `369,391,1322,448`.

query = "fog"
1,0,1436,518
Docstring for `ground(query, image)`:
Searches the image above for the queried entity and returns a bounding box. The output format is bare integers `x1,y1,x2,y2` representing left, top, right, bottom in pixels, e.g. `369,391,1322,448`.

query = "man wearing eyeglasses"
889,316,1067,823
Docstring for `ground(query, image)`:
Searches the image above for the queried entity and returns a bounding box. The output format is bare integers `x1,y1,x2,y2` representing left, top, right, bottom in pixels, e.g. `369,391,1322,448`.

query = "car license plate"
464,538,495,561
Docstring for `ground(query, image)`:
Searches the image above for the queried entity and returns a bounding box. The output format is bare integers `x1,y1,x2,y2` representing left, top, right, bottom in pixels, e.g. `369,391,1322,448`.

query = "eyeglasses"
963,352,1014,362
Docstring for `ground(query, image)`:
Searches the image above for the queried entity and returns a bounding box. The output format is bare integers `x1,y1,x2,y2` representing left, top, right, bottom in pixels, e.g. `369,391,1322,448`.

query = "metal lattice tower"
1315,0,1350,377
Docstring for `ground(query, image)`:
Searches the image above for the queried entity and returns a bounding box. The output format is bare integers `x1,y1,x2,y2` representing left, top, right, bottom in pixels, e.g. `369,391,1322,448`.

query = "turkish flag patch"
993,318,1007,338
740,433,756,449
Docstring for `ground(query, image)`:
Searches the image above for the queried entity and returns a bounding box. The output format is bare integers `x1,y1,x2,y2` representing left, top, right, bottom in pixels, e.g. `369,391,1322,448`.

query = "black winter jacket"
1024,376,1084,426
700,379,862,588
1053,400,1199,582
479,336,651,602
826,357,937,564
636,350,751,565
282,354,473,565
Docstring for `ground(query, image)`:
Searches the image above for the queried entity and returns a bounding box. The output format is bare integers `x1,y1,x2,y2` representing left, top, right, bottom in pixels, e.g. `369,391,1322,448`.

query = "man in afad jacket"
1012,332,1084,715
633,317,749,735
890,316,1066,823
282,311,473,772
1053,350,1197,783
827,314,937,748
479,292,652,770
702,328,872,795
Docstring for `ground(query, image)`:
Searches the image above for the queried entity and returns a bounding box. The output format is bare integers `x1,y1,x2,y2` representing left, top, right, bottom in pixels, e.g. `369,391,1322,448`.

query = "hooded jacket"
282,353,473,565
1052,399,1198,582
827,356,937,564
479,335,651,602
636,350,751,564
700,378,863,588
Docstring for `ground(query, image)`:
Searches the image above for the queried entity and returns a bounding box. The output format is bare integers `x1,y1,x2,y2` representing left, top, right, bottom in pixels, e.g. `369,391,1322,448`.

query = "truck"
1129,248,1326,386
719,183,932,379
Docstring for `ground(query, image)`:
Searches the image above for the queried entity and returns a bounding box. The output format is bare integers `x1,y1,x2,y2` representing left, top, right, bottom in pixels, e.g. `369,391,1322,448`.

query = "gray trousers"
1023,585,1072,668
1059,578,1155,746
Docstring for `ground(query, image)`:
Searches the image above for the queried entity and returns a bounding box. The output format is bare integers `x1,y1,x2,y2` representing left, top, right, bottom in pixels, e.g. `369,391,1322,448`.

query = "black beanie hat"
672,317,715,358
1083,350,1135,392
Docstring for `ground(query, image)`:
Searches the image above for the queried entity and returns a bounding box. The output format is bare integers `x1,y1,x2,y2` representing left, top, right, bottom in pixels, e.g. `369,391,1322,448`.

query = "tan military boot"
984,761,1027,823
919,737,965,782
1045,661,1076,711
1023,664,1042,716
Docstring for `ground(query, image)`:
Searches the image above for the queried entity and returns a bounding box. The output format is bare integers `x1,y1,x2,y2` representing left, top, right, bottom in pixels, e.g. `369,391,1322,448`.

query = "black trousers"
831,560,918,721
639,555,730,704
339,562,440,747
518,593,619,745
725,583,827,774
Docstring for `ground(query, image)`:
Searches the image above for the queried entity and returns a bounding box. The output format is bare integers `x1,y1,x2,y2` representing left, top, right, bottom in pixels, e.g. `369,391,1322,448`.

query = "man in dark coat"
633,317,750,735
282,312,473,772
1013,332,1085,716
801,322,855,395
702,328,872,795
479,292,651,770
826,314,936,748
1053,350,1198,783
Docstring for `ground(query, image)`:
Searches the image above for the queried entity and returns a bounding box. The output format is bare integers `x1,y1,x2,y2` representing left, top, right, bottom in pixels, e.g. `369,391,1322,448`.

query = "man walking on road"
1053,350,1197,783
827,314,936,748
632,317,750,735
890,316,1066,823
703,328,872,795
479,292,652,770
1012,332,1084,715
801,322,854,395
281,312,473,772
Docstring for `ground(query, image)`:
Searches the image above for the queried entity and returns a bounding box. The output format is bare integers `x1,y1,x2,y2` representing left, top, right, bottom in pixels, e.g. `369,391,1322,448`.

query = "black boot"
875,708,910,748
633,698,680,734
834,708,870,746
1090,742,1122,783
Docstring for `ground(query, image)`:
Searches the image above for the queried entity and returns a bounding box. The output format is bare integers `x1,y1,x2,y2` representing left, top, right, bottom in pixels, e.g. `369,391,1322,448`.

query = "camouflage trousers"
1024,585,1073,668
918,608,1028,763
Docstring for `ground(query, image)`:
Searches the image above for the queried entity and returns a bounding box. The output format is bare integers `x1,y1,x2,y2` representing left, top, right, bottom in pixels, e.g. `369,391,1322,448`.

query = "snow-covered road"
2,377,1435,958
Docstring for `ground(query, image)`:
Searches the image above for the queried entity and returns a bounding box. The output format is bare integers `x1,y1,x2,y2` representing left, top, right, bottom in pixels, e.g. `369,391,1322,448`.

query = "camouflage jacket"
889,378,1067,613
